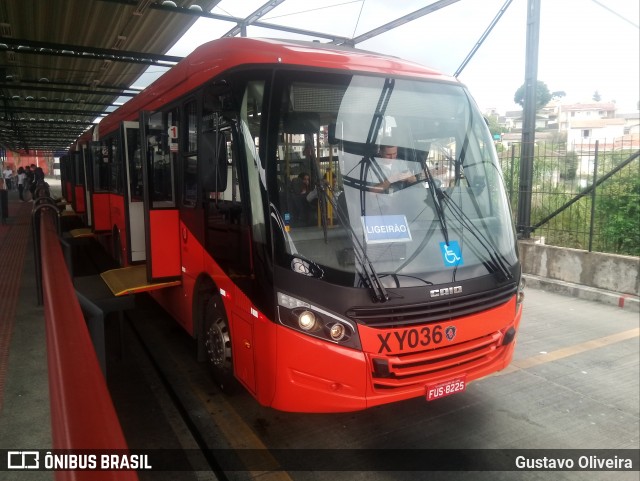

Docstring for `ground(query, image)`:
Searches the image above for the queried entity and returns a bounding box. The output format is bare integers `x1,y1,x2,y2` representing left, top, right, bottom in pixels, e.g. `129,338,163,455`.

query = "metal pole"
516,0,541,238
588,140,599,252
509,144,516,201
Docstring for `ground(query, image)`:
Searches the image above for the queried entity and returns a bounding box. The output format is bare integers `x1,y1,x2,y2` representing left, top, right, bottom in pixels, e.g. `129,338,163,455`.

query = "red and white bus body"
84,38,523,412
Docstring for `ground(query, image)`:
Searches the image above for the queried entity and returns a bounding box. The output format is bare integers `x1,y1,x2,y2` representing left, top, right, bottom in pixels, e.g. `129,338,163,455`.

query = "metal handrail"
39,208,139,481
32,198,60,305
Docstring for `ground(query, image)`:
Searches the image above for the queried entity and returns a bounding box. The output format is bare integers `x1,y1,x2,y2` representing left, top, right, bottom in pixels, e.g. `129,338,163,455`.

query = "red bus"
67,37,524,412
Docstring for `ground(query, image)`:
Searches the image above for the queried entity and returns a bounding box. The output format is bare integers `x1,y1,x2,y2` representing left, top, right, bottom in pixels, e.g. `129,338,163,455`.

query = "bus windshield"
271,73,517,292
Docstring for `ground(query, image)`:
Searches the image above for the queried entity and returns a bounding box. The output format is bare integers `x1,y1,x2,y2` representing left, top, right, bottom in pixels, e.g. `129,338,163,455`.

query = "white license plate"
426,376,466,401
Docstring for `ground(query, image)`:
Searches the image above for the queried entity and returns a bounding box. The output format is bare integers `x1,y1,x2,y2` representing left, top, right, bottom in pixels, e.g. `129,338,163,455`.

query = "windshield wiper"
439,189,513,281
420,159,450,246
315,183,389,303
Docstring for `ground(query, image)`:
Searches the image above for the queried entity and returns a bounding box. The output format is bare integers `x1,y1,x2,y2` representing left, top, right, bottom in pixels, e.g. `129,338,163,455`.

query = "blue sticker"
439,241,464,267
361,215,412,244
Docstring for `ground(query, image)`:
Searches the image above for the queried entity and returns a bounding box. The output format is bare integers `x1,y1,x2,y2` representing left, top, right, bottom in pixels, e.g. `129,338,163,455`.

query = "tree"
513,81,565,111
592,90,601,102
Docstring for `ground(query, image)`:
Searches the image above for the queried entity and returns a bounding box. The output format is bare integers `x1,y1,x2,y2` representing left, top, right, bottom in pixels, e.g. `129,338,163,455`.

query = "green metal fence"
498,138,639,257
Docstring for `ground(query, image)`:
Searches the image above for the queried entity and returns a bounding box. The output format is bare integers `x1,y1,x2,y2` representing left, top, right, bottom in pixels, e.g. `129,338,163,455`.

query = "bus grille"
347,283,516,327
370,331,503,389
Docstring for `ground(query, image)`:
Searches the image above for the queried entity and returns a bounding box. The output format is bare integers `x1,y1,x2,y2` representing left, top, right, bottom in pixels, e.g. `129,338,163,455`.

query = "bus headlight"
329,323,346,341
298,310,317,331
277,292,361,350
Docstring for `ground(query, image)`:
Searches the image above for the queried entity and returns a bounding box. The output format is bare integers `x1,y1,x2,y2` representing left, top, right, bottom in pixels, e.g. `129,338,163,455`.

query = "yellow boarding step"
100,264,181,297
69,228,95,238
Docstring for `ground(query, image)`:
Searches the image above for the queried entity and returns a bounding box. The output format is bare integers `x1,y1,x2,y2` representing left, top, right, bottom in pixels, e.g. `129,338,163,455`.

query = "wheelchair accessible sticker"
361,215,412,244
439,241,464,267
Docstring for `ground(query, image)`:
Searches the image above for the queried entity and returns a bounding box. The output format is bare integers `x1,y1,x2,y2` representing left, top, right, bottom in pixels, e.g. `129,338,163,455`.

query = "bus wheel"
203,297,235,392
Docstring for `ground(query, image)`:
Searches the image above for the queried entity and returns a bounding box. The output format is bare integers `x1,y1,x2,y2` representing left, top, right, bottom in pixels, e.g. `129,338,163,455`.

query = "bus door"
140,110,181,281
90,139,112,232
81,143,93,226
60,155,73,203
121,121,146,263
72,150,86,214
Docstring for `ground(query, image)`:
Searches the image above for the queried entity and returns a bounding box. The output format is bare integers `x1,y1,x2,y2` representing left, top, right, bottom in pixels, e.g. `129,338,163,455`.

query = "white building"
558,102,616,131
567,118,626,151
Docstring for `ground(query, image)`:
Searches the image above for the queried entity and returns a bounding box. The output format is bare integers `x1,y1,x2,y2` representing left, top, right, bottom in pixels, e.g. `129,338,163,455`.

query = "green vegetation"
498,142,639,256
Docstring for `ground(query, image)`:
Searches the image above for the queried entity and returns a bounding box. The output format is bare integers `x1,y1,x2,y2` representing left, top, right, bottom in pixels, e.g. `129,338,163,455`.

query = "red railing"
40,207,139,481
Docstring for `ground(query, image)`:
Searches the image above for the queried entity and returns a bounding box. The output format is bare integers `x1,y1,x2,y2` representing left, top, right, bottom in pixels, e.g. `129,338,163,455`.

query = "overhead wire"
261,0,362,21
352,0,366,39
590,0,639,29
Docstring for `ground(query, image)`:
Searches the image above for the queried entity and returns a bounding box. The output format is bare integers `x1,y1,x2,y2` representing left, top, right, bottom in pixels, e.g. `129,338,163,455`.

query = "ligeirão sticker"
361,215,412,244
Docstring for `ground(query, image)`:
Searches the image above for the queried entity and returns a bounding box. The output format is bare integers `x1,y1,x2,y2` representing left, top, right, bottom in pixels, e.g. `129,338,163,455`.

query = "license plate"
426,376,466,401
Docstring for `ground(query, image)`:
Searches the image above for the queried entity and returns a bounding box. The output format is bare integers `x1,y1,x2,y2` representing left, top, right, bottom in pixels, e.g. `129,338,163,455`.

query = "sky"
132,0,640,114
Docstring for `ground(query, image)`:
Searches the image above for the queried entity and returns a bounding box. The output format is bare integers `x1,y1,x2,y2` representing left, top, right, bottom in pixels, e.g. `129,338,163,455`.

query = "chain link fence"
498,137,639,257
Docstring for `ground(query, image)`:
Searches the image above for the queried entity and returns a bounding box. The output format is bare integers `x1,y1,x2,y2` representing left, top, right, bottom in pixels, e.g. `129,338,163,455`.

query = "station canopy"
0,0,464,155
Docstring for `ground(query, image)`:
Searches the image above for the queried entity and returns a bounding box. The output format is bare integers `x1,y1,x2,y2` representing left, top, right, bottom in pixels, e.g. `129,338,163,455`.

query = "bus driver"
374,141,417,193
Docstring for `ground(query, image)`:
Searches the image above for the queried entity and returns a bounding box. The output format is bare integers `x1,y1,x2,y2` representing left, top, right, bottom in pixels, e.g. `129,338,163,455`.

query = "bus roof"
95,37,457,138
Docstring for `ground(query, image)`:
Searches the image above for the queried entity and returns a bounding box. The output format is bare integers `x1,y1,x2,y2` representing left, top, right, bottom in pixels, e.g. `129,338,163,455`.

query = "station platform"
0,188,53,467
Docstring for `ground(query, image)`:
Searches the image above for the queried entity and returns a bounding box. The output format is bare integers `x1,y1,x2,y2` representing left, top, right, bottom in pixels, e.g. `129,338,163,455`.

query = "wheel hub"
205,318,229,367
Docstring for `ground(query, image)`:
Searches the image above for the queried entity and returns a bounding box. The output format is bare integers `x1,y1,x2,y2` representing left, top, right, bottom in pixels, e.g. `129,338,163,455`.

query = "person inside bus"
373,141,417,193
289,172,314,226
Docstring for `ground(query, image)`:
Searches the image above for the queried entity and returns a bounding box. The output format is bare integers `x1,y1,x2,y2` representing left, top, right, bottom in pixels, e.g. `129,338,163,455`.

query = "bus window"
126,125,143,201
275,80,343,230
73,151,85,186
110,135,122,194
239,80,266,244
203,116,242,264
92,139,110,192
182,100,198,207
270,73,518,288
203,79,266,280
201,87,229,195
144,110,175,207
166,109,178,204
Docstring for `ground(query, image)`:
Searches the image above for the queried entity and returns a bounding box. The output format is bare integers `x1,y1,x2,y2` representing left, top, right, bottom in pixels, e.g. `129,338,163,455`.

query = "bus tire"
203,297,236,393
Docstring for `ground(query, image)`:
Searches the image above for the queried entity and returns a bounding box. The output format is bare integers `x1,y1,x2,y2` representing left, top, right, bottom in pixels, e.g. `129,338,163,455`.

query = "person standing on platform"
17,167,26,201
33,167,50,198
2,166,13,190
27,164,37,200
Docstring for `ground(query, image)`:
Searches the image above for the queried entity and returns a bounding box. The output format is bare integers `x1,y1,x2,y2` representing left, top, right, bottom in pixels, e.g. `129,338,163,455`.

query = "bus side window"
201,116,228,193
182,99,198,207
205,125,248,274
202,81,246,274
110,135,122,194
